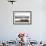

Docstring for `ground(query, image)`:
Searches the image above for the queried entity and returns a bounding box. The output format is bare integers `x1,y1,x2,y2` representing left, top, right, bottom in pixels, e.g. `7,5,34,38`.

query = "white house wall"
0,0,46,41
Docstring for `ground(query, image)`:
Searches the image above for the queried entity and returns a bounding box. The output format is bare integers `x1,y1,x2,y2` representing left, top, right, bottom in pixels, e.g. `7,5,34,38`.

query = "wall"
0,0,46,41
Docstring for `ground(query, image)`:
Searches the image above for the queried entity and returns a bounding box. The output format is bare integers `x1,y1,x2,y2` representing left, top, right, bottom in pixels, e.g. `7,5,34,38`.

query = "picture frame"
13,11,32,25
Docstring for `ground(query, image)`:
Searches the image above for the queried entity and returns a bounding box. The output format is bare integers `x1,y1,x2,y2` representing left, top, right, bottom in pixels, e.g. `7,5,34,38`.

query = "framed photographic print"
13,11,32,25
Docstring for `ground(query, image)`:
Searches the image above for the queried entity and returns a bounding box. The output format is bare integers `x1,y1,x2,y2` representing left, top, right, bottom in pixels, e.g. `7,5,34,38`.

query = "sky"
0,0,46,42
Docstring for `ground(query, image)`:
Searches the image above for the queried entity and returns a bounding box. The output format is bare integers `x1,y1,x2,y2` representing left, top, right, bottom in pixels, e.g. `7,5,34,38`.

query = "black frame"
13,11,32,25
